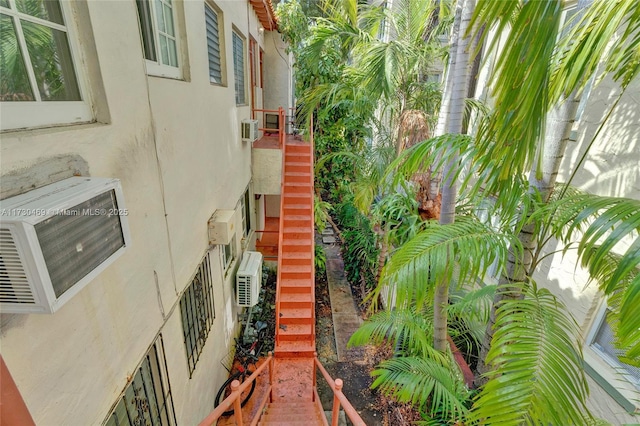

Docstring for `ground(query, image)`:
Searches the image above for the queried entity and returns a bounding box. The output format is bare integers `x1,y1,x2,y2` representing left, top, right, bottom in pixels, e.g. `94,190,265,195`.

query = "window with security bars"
591,306,640,389
180,254,215,377
204,3,222,84
105,336,176,426
232,30,245,105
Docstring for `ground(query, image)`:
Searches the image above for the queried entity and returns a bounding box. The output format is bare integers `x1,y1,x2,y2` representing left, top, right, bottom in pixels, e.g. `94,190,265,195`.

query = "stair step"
265,402,317,415
282,239,312,246
280,292,313,308
286,143,311,152
284,166,310,174
282,256,312,266
283,227,313,235
261,414,318,423
275,340,315,357
283,184,311,194
284,161,311,167
280,265,312,273
282,252,312,259
277,323,313,340
278,307,313,324
283,214,312,221
284,172,311,177
280,280,313,293
283,204,312,211
282,220,312,229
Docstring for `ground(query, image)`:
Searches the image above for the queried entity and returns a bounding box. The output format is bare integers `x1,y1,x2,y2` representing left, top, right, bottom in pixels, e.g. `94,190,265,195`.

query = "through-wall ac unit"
241,119,259,142
208,209,238,246
0,177,131,314
236,251,262,307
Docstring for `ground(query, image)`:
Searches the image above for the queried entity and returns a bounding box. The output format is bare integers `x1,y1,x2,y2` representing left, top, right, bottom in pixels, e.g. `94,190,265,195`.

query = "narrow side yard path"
324,236,364,363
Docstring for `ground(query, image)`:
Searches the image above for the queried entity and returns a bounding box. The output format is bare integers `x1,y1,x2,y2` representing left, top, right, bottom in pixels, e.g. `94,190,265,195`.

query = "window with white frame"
221,235,236,272
204,2,223,85
135,0,181,78
241,188,251,238
0,0,92,130
105,335,177,426
232,30,245,105
589,304,640,389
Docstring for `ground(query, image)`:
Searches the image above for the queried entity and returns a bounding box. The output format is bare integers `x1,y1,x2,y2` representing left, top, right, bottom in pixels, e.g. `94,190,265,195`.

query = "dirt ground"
315,239,421,426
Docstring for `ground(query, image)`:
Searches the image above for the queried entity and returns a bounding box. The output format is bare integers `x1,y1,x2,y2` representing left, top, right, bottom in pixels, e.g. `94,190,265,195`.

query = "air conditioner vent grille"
237,275,251,306
34,190,125,298
0,229,35,305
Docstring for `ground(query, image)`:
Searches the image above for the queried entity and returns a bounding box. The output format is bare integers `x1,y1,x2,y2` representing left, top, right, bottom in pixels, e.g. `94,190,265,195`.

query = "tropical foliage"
278,0,640,424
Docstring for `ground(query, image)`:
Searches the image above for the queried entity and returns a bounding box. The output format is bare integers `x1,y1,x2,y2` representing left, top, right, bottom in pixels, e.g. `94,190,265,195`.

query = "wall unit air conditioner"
241,119,259,142
236,251,262,307
0,177,131,314
208,209,238,246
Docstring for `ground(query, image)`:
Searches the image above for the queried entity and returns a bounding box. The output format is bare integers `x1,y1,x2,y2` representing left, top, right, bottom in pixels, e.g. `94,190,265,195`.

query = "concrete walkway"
322,228,364,363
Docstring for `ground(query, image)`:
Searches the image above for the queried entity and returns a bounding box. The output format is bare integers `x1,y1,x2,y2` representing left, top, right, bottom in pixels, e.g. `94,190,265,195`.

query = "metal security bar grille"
105,336,176,426
232,31,245,105
204,4,222,84
180,254,215,376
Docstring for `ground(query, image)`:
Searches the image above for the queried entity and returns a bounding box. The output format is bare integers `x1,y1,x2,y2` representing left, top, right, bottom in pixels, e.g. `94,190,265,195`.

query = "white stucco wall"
263,31,293,113
0,0,269,424
531,75,640,422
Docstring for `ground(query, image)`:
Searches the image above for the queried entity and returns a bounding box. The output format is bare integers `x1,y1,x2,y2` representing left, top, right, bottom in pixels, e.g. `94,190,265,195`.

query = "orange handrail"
274,123,287,346
309,114,316,347
314,357,366,426
198,353,274,426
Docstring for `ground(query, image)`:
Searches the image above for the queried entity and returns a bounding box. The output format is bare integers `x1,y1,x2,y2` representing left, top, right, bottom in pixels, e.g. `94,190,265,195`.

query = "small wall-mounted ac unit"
0,177,131,314
208,209,238,246
236,251,262,307
241,119,259,142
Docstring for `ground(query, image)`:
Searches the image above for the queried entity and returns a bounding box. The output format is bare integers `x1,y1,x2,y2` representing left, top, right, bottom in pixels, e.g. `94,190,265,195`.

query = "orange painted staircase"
275,140,316,358
199,124,365,426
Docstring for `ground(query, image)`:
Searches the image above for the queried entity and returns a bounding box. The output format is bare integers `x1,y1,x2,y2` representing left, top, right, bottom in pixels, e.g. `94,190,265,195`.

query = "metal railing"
253,107,286,148
198,353,274,426
313,355,366,426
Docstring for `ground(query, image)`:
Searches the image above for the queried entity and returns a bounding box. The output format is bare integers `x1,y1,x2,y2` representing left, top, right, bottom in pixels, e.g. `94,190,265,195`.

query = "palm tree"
433,0,475,353
353,0,640,422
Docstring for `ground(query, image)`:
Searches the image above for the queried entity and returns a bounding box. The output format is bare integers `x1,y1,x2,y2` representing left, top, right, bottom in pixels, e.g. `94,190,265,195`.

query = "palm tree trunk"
434,0,475,353
476,0,593,379
429,0,463,202
476,93,582,379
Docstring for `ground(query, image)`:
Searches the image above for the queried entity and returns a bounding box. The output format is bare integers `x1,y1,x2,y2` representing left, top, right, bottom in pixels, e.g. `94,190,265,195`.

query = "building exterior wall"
472,14,639,424
531,74,640,423
263,31,293,113
0,0,278,424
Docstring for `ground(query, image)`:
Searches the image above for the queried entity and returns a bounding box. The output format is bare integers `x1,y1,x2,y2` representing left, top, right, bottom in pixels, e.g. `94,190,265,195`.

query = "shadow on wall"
0,154,90,200
563,77,640,198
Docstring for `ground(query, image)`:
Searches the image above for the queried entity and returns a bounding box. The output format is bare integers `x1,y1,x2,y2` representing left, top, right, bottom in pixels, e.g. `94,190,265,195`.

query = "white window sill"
145,60,182,80
1,102,93,131
583,348,640,414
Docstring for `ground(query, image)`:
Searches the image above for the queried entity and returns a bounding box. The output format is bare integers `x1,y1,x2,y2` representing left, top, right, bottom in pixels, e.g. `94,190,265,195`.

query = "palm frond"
372,356,470,423
348,308,437,358
448,284,496,325
471,282,591,425
375,215,519,310
534,191,640,359
553,0,640,99
471,0,562,188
